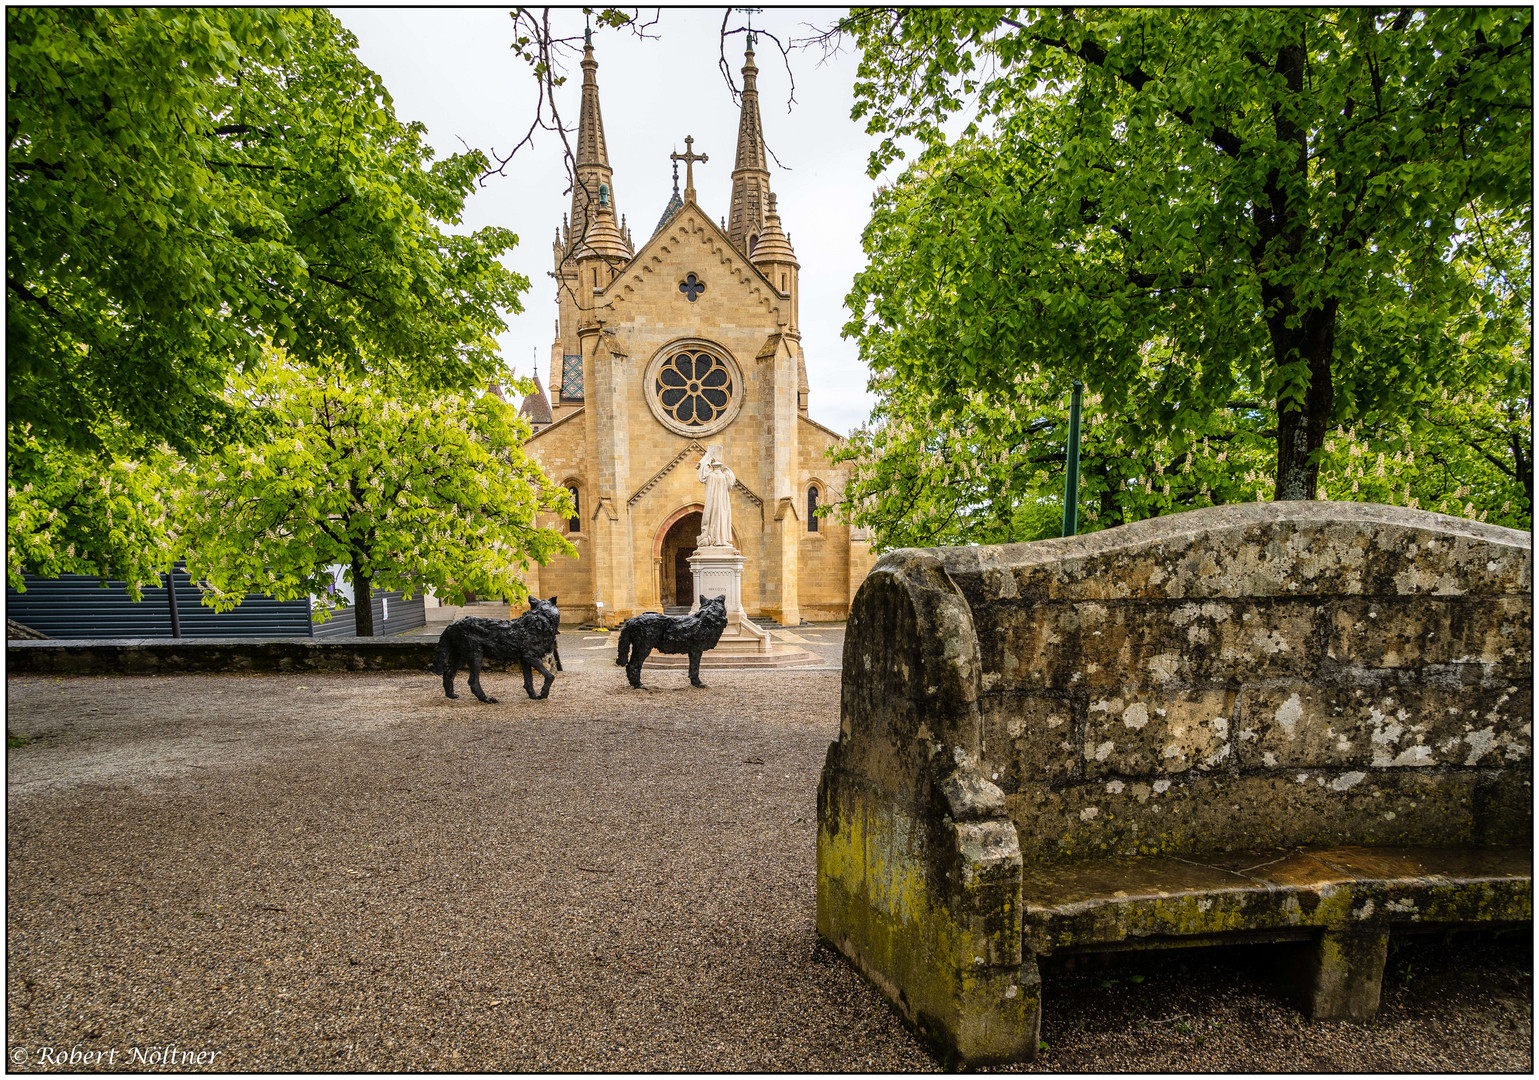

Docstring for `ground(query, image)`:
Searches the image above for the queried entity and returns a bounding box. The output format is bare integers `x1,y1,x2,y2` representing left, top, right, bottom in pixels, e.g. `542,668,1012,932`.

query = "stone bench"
816,502,1531,1067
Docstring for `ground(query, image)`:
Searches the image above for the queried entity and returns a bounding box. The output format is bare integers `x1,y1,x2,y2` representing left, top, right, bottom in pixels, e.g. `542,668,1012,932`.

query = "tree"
180,354,575,636
8,7,531,599
837,8,1532,504
7,7,525,462
830,348,1280,550
6,425,183,597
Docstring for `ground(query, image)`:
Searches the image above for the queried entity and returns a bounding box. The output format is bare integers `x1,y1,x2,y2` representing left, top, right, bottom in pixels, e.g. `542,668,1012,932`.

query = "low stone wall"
817,502,1532,1066
7,637,438,675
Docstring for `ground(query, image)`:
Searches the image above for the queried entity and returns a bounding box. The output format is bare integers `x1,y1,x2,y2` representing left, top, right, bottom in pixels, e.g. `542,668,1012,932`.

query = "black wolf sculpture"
615,594,729,688
429,596,562,702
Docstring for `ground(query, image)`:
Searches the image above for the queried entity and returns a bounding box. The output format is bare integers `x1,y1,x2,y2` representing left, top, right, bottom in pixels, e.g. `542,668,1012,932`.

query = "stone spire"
572,182,630,261
569,30,627,259
750,193,796,267
726,38,774,257
753,193,800,331
653,157,685,237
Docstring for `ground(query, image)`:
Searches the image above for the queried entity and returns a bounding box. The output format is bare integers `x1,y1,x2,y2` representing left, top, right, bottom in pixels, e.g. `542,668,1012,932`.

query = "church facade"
516,33,874,626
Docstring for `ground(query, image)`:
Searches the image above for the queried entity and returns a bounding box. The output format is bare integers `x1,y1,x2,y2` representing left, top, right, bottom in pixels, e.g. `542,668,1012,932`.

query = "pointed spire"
518,371,554,427
750,193,796,267
653,156,686,237
569,26,629,260
727,38,773,255
573,199,629,261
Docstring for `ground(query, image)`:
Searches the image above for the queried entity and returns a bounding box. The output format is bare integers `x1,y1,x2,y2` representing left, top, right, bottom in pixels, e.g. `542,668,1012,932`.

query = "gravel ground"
5,667,1532,1072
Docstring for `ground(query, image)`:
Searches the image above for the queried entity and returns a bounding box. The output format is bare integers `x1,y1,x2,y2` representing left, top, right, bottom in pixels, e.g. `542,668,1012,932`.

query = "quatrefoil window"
656,350,733,426
679,273,706,302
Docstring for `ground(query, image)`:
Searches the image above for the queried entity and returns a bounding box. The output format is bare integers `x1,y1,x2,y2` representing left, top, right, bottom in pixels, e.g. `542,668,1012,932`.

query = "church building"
518,31,874,626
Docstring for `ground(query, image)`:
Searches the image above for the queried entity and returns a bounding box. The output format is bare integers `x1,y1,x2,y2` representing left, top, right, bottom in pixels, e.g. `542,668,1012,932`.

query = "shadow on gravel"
1021,929,1533,1073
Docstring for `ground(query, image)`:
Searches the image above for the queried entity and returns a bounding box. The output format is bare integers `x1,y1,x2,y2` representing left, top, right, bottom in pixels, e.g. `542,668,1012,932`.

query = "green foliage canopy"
7,7,527,461
6,424,185,598
837,7,1532,522
180,355,574,636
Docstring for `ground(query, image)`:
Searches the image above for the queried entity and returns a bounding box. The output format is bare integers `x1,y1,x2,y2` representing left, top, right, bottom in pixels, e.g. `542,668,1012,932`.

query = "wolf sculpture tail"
615,623,634,669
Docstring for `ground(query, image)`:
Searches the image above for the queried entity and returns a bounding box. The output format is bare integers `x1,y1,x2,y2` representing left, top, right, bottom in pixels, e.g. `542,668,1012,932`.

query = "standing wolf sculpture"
429,595,562,702
615,594,729,688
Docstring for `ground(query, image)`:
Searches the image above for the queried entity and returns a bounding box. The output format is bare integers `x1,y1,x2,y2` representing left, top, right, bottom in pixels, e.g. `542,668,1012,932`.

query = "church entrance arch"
653,504,737,609
656,507,702,609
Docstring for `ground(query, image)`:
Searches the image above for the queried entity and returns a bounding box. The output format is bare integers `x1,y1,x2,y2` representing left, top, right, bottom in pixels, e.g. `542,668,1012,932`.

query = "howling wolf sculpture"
615,594,729,689
429,596,562,703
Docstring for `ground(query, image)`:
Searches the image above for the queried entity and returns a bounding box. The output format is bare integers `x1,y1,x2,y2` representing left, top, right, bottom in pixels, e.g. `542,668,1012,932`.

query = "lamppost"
164,564,182,638
1061,380,1083,538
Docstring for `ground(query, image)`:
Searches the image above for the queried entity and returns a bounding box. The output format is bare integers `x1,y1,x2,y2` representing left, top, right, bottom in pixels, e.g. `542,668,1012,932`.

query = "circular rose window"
657,351,733,425
645,340,744,437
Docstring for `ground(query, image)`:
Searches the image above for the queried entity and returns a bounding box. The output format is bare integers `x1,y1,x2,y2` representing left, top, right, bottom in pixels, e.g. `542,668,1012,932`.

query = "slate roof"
518,374,554,426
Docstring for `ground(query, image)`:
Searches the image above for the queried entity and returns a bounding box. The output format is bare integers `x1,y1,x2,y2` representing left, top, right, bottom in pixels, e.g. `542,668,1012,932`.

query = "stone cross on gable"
671,136,707,203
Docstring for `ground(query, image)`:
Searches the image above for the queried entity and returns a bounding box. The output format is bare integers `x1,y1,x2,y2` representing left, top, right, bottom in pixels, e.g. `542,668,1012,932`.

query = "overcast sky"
333,7,881,436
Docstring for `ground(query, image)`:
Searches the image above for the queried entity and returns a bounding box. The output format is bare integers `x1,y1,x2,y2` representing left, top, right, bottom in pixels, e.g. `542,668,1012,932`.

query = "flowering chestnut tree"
180,355,574,635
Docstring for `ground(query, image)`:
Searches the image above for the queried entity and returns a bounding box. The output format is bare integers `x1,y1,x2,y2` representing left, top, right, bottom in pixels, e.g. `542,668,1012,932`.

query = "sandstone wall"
797,415,860,621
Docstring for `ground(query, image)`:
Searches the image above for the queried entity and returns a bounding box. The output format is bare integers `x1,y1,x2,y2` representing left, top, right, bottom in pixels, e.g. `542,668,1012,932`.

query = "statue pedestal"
646,546,816,669
688,545,771,653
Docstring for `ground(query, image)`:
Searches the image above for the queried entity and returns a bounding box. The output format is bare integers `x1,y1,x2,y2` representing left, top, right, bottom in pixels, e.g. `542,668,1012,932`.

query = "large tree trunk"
1272,302,1338,501
352,559,374,637
1256,40,1339,503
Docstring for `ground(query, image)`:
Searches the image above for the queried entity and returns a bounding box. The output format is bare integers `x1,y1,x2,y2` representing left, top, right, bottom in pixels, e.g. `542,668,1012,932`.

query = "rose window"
655,350,734,426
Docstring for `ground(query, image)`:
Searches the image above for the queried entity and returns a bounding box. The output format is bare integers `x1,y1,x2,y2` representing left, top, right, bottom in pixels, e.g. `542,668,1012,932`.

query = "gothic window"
656,350,733,427
566,485,581,533
807,485,820,531
748,234,759,256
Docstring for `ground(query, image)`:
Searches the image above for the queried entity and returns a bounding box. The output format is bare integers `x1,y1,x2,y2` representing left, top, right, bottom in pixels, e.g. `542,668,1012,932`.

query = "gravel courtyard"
6,662,1532,1072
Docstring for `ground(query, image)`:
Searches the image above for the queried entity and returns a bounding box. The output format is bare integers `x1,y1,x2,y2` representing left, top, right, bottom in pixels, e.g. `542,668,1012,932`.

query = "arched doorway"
658,510,702,609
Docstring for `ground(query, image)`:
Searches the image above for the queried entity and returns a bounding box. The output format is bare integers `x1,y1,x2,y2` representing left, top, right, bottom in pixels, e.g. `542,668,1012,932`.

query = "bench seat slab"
1025,845,1531,955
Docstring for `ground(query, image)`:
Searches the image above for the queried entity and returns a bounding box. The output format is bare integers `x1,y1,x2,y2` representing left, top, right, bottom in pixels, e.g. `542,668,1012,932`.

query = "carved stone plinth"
645,544,815,669
688,545,769,653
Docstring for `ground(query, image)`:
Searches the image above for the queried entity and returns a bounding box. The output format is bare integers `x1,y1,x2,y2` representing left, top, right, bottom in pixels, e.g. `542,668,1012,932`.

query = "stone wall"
817,501,1532,1066
946,502,1533,860
8,637,438,675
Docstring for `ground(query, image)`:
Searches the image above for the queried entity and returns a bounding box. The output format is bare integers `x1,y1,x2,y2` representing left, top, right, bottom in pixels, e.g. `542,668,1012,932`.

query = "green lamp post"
1061,380,1083,538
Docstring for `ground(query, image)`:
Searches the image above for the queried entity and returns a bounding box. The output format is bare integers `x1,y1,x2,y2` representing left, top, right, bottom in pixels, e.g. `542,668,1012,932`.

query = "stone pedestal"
688,545,770,654
641,544,816,670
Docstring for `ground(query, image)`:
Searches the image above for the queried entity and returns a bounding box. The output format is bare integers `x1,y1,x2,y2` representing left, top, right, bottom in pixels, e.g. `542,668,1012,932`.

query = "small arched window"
748,234,759,257
807,485,820,532
566,485,581,533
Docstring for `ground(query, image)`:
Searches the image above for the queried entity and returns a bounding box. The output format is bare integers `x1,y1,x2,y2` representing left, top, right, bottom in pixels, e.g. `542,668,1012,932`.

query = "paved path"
5,669,1530,1072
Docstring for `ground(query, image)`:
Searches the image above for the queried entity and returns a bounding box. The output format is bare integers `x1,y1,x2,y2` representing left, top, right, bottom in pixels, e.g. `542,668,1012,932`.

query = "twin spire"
568,29,790,266
725,37,771,255
567,32,630,260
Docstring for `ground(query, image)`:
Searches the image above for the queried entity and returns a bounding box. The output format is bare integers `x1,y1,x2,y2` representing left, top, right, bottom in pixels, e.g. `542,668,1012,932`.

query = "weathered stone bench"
817,502,1531,1067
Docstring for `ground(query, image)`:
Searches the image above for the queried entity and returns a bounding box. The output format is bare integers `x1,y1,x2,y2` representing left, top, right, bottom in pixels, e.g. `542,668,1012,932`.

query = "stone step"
660,609,795,628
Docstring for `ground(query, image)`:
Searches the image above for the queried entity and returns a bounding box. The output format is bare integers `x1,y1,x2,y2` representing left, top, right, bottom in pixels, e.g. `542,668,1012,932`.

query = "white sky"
333,6,881,436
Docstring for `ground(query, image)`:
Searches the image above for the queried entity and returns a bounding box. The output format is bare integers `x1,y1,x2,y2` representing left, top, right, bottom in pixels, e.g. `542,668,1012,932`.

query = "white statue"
697,444,735,548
